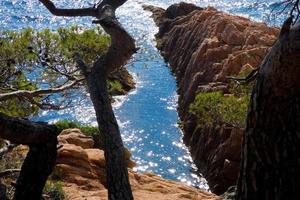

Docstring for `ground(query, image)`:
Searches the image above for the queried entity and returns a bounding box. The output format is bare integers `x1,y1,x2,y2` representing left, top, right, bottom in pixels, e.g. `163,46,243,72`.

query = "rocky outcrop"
55,129,218,200
109,67,135,95
144,3,279,194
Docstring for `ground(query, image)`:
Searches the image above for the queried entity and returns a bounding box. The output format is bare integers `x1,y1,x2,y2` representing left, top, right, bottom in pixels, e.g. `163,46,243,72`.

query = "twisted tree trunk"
39,0,136,199
78,6,136,200
236,18,300,200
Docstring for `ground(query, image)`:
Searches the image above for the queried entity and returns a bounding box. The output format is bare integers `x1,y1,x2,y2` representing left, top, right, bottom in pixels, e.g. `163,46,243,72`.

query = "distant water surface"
0,0,285,189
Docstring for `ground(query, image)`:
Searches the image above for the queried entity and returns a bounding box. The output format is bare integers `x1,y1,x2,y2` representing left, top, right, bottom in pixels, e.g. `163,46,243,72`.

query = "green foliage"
189,92,223,126
43,180,65,200
56,26,110,65
55,120,99,136
0,70,38,117
0,97,38,117
0,26,110,117
108,80,125,95
189,89,250,128
219,94,249,127
0,26,110,67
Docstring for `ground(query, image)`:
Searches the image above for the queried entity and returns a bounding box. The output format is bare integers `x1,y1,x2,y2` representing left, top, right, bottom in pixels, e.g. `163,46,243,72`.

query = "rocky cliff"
144,2,279,194
108,67,135,96
55,129,218,200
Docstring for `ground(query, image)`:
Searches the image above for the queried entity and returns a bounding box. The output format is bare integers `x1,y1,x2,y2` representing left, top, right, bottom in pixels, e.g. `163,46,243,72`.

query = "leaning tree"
0,0,136,199
40,0,137,199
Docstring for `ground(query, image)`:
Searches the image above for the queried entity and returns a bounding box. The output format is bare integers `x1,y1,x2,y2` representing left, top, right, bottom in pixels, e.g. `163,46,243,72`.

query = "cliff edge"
144,2,279,194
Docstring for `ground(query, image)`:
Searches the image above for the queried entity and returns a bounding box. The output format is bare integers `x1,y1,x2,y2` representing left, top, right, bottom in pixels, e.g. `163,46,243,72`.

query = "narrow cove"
1,0,284,191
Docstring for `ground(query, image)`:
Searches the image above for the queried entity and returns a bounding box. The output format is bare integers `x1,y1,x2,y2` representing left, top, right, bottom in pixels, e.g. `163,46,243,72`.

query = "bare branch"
39,0,127,18
289,0,300,17
34,51,79,81
270,0,300,24
38,0,97,17
0,79,83,101
26,97,70,110
227,68,259,84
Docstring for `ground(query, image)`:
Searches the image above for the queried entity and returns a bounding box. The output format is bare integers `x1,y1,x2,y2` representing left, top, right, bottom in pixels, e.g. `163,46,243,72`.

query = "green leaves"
56,26,110,65
55,120,99,136
108,80,125,95
0,26,111,117
189,92,223,127
189,88,250,128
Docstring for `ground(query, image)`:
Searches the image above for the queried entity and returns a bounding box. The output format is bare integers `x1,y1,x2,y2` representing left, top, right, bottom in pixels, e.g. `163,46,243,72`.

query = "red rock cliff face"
144,2,279,194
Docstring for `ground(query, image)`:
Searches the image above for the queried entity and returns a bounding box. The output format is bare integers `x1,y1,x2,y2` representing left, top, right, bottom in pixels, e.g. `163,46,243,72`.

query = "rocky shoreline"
144,2,279,194
108,67,136,96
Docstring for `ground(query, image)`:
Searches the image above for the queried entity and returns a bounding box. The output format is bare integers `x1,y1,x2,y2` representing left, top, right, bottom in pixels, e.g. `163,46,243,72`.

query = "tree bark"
0,113,58,145
13,143,57,200
0,184,8,200
86,64,134,200
80,6,136,200
236,18,300,200
0,113,59,200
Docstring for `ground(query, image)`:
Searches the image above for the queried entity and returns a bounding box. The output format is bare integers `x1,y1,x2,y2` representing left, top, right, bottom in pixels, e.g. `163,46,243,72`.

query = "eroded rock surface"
55,129,218,200
144,3,279,194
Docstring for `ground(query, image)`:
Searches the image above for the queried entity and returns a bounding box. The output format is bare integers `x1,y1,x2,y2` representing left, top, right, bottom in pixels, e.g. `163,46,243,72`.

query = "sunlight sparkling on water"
1,0,286,190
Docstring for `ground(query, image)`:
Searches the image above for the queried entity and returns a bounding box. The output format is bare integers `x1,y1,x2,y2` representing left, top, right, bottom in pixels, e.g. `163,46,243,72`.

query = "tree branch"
26,97,71,110
0,79,83,101
227,68,259,84
39,0,136,74
39,0,127,18
38,0,97,17
92,5,136,73
0,113,59,145
74,52,91,76
95,0,127,10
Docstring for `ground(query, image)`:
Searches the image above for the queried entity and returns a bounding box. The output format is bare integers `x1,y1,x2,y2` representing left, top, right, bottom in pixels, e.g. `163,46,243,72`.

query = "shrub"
43,180,65,200
55,120,99,136
108,80,125,95
189,91,223,126
189,89,250,128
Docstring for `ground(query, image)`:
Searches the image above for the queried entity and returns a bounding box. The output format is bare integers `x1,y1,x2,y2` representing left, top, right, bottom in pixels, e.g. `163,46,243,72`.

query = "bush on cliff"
43,180,65,200
108,79,126,95
189,86,250,128
55,120,98,136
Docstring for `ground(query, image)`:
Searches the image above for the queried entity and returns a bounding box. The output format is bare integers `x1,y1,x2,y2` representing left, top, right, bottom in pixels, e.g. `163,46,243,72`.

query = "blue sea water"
0,0,286,189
